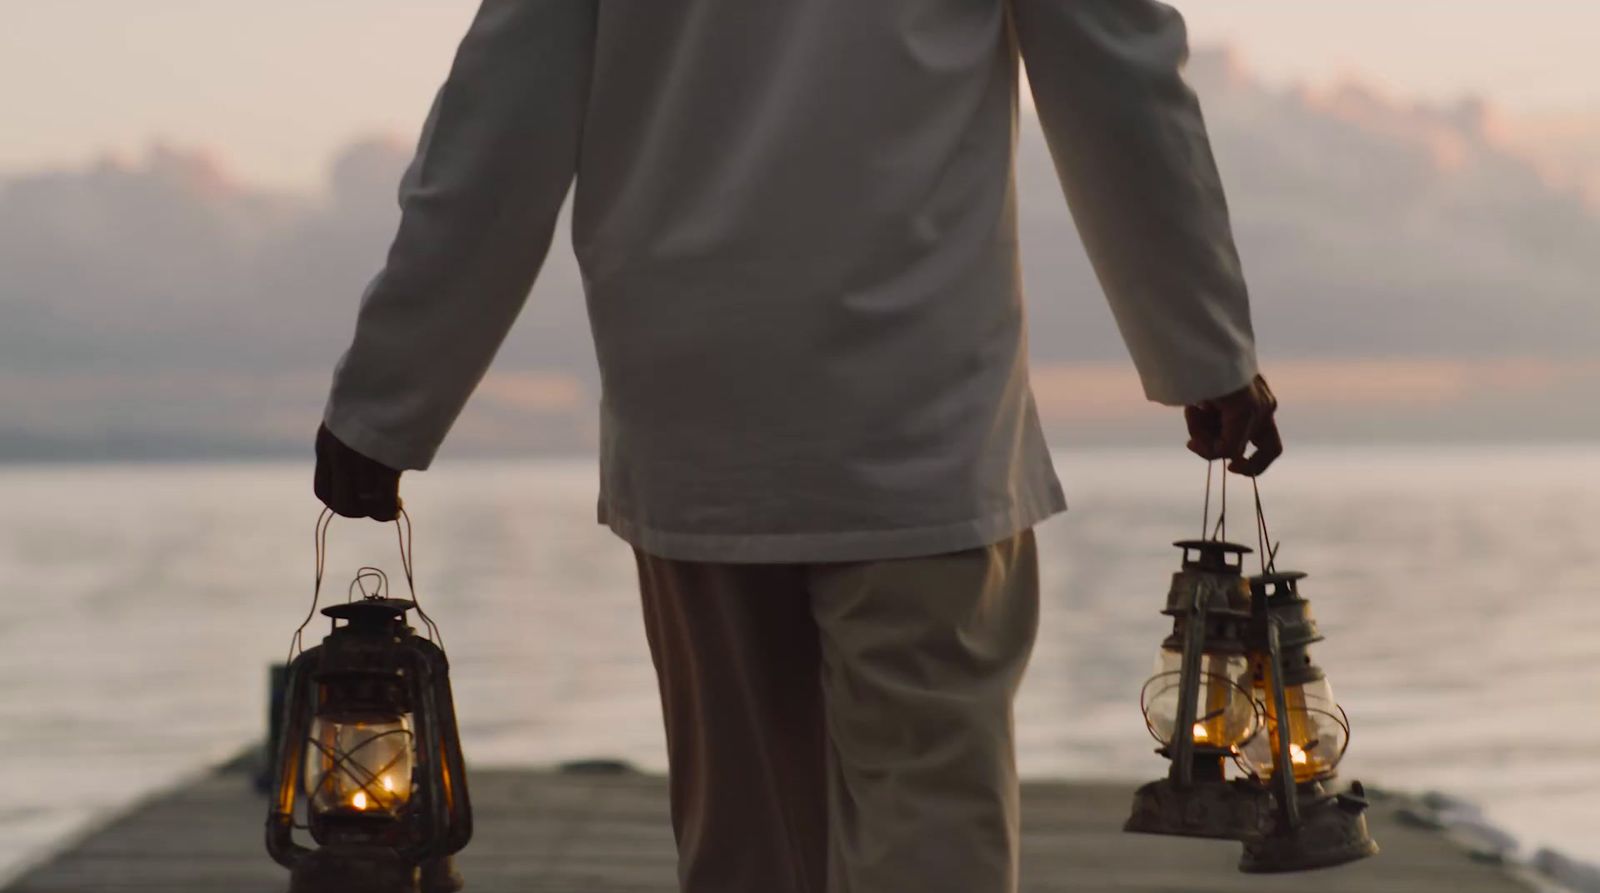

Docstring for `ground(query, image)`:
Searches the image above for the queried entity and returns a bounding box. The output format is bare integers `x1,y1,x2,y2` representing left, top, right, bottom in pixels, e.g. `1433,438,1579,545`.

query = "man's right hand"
314,423,403,521
1183,374,1283,477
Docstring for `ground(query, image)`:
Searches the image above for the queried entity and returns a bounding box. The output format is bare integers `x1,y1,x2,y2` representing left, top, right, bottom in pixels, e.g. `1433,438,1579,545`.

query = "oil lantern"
1236,570,1378,872
1125,539,1266,840
1124,539,1381,872
267,515,472,893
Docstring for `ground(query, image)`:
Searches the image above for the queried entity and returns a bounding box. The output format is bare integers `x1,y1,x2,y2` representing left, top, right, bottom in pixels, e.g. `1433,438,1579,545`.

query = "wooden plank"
5,765,1536,893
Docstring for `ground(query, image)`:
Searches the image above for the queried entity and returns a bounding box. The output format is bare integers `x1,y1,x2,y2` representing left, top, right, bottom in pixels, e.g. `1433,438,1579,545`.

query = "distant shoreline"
2,438,1597,468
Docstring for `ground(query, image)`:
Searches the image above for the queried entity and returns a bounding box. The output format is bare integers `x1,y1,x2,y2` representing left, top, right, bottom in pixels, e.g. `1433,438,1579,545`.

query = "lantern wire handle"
288,506,444,659
1217,465,1227,542
396,508,444,648
1251,477,1280,575
1201,460,1228,542
289,507,337,662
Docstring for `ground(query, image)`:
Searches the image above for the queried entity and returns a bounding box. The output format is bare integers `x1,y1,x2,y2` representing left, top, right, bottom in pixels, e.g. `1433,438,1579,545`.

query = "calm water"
3,447,1598,880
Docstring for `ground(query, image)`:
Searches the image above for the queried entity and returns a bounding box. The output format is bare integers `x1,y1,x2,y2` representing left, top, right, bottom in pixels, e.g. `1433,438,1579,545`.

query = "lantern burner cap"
322,597,417,624
1173,540,1252,573
1172,540,1252,553
1251,571,1310,602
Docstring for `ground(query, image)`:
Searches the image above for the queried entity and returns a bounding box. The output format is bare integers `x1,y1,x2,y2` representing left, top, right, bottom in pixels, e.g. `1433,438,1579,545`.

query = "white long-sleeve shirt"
324,0,1258,563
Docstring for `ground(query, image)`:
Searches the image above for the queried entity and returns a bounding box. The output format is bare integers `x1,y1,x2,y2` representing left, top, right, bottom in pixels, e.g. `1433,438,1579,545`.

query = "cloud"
1,47,1597,458
1495,109,1600,207
1015,58,1600,375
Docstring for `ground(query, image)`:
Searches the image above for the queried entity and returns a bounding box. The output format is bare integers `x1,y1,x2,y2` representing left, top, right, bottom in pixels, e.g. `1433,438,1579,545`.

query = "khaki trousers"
634,529,1040,893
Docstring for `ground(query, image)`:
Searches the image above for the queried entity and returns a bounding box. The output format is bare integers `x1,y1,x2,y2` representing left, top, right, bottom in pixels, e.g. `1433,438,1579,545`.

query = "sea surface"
2,446,1598,881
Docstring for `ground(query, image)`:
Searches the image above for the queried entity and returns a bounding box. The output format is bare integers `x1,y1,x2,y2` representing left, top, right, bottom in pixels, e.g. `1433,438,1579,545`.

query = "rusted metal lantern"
1125,539,1267,840
267,514,471,893
1124,492,1380,873
1236,570,1378,873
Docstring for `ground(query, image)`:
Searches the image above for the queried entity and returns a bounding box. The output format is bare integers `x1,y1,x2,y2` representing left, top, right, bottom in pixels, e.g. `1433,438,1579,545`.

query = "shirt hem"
597,480,1067,564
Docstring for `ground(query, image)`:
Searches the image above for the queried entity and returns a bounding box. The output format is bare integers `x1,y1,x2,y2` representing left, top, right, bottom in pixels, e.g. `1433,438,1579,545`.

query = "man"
314,1,1282,890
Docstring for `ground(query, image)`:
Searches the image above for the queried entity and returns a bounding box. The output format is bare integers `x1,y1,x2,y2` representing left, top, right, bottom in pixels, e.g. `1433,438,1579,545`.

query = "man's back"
323,0,1260,562
575,1,1047,561
577,0,1015,274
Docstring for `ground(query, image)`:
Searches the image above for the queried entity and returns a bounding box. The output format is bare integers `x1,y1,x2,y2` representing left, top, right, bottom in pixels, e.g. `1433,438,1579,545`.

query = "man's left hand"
1183,374,1283,477
314,423,403,521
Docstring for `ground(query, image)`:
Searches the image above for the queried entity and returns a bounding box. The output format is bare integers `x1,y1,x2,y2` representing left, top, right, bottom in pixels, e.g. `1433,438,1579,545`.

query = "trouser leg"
633,550,829,893
808,529,1040,893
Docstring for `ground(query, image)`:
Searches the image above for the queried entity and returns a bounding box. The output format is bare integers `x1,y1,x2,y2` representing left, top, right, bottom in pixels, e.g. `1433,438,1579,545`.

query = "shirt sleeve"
323,0,598,470
1011,0,1258,406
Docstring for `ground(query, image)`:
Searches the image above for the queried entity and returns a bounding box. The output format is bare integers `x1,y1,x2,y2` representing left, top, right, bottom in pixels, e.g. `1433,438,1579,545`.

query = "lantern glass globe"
1242,676,1347,783
1142,649,1259,750
304,714,416,816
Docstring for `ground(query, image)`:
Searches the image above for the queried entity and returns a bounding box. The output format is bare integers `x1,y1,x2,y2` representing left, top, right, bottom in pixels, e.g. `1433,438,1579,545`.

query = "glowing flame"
381,776,397,793
1192,723,1210,742
351,791,370,811
1290,744,1309,766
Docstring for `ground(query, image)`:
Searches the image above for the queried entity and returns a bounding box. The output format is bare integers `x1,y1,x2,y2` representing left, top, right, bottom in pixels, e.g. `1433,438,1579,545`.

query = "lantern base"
288,845,419,893
421,855,465,893
1239,781,1380,873
1124,777,1267,841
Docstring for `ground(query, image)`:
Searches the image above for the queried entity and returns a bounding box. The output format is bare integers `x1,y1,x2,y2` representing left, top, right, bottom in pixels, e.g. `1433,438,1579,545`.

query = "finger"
313,431,332,506
1215,402,1259,462
329,453,365,519
369,473,401,523
1253,375,1278,413
314,460,331,507
353,463,384,522
355,460,401,523
1185,405,1222,459
1230,414,1284,477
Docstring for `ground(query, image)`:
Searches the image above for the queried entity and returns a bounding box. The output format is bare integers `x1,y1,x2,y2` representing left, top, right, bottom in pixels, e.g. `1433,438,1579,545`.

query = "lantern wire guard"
268,508,472,893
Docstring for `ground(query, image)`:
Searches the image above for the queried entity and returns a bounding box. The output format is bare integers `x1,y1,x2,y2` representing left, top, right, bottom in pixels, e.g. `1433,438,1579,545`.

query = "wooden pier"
6,758,1540,892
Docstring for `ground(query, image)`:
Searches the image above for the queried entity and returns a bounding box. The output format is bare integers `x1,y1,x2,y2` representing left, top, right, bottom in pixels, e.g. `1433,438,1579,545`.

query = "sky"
2,1,1597,191
5,23,1599,457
